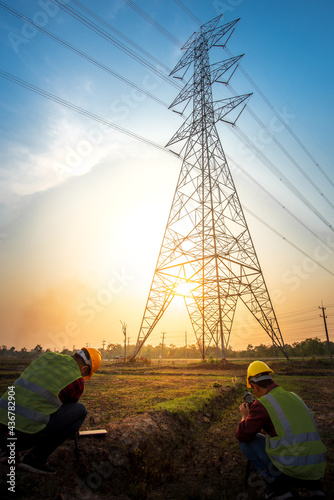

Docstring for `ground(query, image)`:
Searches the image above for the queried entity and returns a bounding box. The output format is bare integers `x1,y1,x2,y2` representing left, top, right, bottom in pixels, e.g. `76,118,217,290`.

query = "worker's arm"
58,378,85,403
235,400,273,442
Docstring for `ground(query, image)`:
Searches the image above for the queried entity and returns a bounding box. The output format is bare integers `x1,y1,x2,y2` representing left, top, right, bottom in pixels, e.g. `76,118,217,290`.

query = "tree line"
0,337,332,360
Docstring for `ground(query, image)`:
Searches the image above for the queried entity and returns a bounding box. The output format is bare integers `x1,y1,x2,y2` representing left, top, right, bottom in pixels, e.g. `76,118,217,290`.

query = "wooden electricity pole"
161,331,165,361
185,331,187,360
319,303,332,363
120,321,127,362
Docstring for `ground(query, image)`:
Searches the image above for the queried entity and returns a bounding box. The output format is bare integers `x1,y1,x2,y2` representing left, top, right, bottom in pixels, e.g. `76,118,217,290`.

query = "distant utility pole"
161,332,165,361
319,303,332,363
120,321,127,362
185,331,187,360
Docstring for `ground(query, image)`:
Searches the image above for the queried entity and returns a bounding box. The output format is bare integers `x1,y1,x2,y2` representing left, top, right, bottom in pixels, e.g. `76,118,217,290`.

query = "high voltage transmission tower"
132,15,288,360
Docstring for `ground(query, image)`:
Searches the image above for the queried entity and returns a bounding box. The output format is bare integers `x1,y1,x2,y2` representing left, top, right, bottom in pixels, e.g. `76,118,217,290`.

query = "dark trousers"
15,402,87,463
239,433,324,492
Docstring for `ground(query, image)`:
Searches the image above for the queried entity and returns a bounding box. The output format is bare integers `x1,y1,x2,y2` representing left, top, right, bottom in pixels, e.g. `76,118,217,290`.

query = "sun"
175,282,192,297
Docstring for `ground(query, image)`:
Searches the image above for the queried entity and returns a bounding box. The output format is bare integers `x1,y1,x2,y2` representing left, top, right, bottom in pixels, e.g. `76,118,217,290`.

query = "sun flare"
175,282,192,297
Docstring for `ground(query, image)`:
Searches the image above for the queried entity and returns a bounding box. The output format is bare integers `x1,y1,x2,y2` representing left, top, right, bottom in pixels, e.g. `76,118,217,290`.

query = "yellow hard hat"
81,347,102,380
246,360,274,388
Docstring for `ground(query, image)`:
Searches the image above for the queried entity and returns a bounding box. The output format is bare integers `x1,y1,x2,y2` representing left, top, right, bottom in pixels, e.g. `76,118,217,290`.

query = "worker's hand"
239,402,250,421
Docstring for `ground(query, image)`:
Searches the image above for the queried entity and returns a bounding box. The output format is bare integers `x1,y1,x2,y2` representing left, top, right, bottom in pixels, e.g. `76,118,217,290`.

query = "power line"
20,0,332,244
278,308,319,318
243,205,334,276
230,89,334,211
227,154,333,251
233,125,334,233
160,0,334,188
122,0,183,48
1,69,333,279
0,70,175,157
172,0,203,25
112,0,334,232
9,0,329,247
72,0,172,73
224,46,334,190
49,0,182,90
279,317,322,326
0,2,170,109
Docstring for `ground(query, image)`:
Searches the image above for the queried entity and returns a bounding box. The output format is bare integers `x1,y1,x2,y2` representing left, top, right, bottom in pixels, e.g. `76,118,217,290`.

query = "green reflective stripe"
264,393,293,438
264,393,322,450
15,402,50,424
0,399,49,424
14,378,62,409
261,386,327,480
269,431,322,450
271,452,327,467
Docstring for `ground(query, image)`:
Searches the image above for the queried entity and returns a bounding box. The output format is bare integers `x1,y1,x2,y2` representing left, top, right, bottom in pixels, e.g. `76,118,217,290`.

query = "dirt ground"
0,359,333,500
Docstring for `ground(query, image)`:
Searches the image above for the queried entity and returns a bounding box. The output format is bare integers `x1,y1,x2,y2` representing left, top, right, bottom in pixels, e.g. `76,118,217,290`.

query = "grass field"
0,358,333,499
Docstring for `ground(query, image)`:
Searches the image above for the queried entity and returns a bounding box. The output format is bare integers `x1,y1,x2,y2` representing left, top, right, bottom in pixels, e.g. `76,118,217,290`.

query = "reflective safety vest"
260,386,327,480
0,352,82,434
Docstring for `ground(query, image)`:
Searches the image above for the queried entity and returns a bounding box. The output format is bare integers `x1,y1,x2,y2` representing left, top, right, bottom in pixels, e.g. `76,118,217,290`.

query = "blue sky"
0,0,333,352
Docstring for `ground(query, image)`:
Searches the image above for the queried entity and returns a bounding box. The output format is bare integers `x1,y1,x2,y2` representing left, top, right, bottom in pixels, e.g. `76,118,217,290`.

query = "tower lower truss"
133,15,288,360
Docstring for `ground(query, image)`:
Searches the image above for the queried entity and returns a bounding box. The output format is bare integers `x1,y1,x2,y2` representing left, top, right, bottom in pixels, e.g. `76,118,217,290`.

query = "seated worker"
0,347,102,474
236,361,327,500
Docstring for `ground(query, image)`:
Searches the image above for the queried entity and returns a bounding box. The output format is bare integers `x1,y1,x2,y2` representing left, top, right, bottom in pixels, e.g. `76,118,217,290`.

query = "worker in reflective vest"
0,348,102,474
236,361,327,500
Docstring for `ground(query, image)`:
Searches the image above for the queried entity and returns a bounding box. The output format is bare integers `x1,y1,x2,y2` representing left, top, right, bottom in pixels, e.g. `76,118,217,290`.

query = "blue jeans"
17,402,87,463
239,433,282,483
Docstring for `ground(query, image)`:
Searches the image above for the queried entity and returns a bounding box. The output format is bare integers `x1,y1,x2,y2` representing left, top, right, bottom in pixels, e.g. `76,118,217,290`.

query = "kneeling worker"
0,347,102,474
236,360,327,500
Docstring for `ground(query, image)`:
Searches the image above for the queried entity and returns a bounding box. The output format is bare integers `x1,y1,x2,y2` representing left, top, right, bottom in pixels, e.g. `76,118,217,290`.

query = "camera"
243,391,256,408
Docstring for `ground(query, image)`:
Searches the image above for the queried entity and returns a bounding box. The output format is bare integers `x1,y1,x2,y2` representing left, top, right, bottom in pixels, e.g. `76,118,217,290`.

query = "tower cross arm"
181,15,223,51
169,55,245,112
210,55,244,84
170,18,240,78
214,94,252,125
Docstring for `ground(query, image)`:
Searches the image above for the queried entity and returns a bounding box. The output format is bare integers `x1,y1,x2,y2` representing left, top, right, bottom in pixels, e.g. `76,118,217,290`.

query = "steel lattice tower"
133,16,288,360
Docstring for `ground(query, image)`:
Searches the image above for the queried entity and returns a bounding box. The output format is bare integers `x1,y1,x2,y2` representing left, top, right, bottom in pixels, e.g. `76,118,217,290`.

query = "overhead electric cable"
49,0,182,90
232,125,334,232
71,0,172,73
228,84,334,211
227,154,333,250
243,205,334,277
118,0,334,231
122,0,183,48
278,307,319,318
0,70,176,157
172,0,203,25
0,2,170,109
171,0,334,188
224,47,334,189
279,317,322,326
2,68,333,279
2,2,330,249
16,0,333,222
